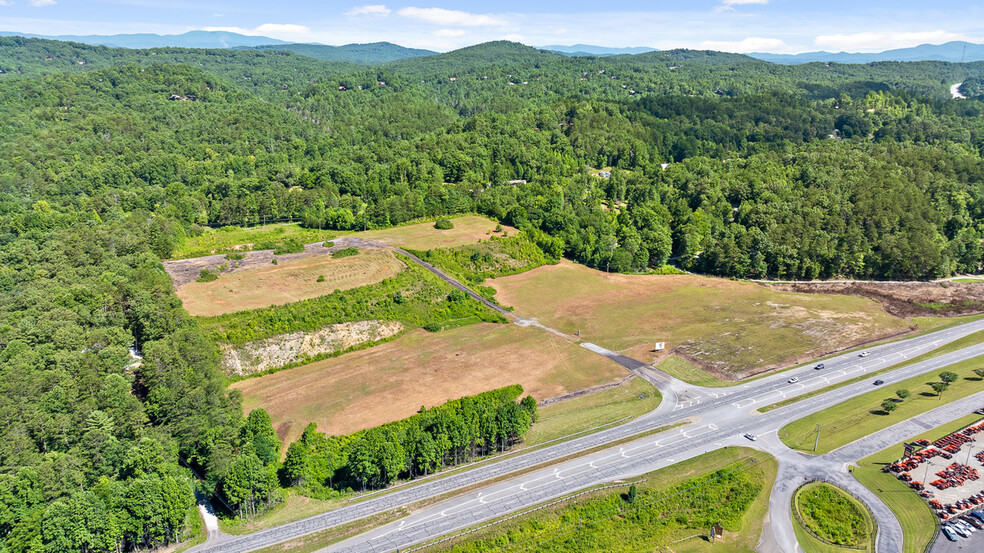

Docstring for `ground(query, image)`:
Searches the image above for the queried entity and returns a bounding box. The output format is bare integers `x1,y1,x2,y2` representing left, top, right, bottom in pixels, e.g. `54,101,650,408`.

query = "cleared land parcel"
231,323,628,445
177,249,404,316
489,260,911,379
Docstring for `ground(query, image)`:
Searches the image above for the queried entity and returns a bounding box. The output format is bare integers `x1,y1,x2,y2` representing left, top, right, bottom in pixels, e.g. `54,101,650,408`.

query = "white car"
859,351,870,357
788,377,799,383
744,433,757,441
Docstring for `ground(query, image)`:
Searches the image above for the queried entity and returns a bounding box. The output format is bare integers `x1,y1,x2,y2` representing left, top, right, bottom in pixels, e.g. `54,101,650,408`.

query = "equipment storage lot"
231,322,627,447
488,260,912,379
174,249,404,316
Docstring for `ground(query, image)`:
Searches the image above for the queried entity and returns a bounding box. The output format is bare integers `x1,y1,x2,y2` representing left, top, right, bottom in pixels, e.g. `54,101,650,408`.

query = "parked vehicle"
963,515,983,529
942,525,958,541
949,523,969,538
971,511,984,524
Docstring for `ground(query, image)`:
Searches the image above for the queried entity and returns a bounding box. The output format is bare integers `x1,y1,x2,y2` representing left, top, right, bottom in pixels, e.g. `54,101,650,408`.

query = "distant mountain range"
540,44,658,57
748,41,984,65
241,43,436,64
3,31,984,66
0,31,436,64
0,30,290,49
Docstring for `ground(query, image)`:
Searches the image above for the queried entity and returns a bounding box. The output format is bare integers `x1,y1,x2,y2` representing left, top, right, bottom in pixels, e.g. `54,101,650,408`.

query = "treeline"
212,387,538,517
2,61,984,278
410,231,560,284
197,258,506,345
0,216,243,552
282,385,538,495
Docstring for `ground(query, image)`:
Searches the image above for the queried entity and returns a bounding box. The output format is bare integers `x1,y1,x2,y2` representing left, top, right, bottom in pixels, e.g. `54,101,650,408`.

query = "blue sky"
1,0,982,52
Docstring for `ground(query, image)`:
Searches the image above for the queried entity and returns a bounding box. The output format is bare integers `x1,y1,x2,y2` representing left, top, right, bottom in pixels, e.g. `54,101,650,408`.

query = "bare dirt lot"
231,323,625,446
488,261,913,380
173,249,404,317
765,281,984,319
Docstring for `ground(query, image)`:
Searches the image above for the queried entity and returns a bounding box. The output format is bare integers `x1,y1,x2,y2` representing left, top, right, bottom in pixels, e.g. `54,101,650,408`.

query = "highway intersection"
191,316,984,553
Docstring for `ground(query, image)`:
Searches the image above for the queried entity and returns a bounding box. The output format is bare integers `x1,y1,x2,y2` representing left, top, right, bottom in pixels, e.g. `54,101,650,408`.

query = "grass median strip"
413,447,777,553
759,329,984,414
233,420,690,552
850,414,983,553
780,354,984,454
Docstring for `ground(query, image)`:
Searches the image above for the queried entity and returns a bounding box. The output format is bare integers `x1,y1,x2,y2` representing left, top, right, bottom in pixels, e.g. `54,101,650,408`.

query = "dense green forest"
2,35,984,551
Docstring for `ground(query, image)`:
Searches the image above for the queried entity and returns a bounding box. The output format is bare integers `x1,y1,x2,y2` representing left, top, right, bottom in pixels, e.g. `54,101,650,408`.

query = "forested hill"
2,35,984,552
242,42,436,64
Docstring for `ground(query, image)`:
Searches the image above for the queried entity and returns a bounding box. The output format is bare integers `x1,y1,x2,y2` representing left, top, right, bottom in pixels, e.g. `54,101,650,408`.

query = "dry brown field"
488,260,913,380
347,215,516,250
177,249,403,317
231,322,625,446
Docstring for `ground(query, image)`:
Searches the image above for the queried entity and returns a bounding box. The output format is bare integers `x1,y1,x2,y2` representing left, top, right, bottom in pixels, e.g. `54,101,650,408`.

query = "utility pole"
814,424,821,452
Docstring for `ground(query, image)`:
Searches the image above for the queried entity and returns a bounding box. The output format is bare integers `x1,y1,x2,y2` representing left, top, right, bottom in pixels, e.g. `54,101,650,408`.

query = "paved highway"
189,315,984,553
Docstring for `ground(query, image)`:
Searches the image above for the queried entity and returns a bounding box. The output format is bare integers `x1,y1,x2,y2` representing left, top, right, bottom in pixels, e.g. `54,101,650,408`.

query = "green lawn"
793,482,874,552
850,414,983,553
173,223,335,259
780,355,984,454
419,447,778,553
522,377,661,448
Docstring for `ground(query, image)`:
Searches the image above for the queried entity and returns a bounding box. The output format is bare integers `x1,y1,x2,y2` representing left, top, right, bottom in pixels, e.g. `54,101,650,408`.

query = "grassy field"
418,447,777,553
851,414,983,553
173,223,335,259
793,482,874,552
177,249,404,316
231,323,628,446
343,215,516,250
489,260,911,380
521,377,660,448
656,356,733,387
780,355,984,454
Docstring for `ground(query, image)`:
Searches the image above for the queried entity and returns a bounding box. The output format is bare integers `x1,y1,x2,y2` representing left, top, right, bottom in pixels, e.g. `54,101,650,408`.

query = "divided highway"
193,316,984,553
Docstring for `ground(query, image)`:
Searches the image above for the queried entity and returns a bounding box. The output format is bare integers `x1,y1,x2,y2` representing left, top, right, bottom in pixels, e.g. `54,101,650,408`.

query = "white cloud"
28,0,55,6
0,0,14,5
212,13,222,17
698,37,787,53
345,4,391,17
814,30,975,52
433,29,465,37
202,24,312,40
398,7,507,27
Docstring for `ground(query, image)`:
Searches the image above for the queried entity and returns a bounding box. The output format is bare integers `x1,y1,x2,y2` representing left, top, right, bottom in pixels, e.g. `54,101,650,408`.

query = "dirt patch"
231,323,625,445
763,281,984,318
163,237,383,289
220,320,404,376
489,260,912,381
347,215,516,251
174,248,404,317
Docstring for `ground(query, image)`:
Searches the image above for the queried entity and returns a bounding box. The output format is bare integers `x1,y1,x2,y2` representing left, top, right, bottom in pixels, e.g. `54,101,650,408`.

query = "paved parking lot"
932,525,984,552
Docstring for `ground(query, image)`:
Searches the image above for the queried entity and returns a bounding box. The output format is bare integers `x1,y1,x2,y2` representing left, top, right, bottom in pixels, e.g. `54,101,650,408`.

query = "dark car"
874,380,885,386
815,363,825,370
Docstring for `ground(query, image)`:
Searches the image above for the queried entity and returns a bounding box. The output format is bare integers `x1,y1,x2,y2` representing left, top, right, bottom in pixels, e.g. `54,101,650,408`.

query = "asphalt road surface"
189,314,984,553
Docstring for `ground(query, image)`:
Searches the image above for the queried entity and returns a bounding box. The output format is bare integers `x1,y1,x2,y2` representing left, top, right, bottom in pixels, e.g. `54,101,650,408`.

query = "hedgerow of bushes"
197,256,506,344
